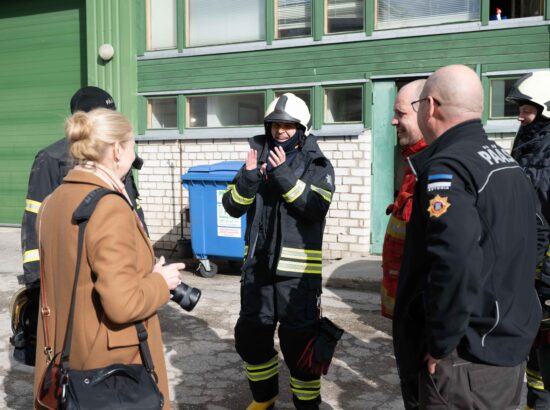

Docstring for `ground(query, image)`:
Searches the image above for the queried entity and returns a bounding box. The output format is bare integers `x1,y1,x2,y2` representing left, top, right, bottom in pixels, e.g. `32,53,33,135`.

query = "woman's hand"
154,256,184,290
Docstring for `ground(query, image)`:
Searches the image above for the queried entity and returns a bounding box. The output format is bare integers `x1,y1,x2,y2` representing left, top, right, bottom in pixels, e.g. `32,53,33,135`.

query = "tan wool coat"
33,170,170,409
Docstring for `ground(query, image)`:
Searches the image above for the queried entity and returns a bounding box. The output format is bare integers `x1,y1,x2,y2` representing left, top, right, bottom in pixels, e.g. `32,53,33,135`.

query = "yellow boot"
246,396,276,410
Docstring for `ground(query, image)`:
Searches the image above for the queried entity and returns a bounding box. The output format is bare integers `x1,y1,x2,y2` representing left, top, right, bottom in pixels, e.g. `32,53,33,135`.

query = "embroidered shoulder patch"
427,174,453,192
427,195,451,218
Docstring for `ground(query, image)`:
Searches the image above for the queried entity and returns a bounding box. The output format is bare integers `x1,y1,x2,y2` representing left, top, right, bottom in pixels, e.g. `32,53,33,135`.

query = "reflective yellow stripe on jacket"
310,185,332,203
277,247,322,275
25,199,41,214
227,184,254,206
23,249,40,264
282,180,306,203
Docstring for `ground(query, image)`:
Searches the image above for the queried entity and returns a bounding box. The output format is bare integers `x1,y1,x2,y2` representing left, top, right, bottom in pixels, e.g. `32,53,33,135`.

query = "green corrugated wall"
0,0,85,223
137,26,550,92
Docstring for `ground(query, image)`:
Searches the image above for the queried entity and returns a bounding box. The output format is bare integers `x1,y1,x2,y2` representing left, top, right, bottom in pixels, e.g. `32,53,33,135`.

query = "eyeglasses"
411,97,441,113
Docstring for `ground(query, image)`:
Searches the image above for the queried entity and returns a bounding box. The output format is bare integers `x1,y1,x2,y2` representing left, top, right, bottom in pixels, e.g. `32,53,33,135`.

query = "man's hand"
268,146,286,169
425,353,439,375
245,149,258,171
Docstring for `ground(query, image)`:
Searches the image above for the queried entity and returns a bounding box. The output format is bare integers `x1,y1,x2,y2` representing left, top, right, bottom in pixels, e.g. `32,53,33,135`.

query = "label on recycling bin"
217,190,241,238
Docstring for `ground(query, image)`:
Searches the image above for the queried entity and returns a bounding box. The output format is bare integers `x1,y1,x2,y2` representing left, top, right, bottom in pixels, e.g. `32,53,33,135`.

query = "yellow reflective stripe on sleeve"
546,245,550,257
310,185,332,203
231,186,254,206
282,180,306,203
277,261,322,274
245,355,279,382
226,184,236,192
25,199,41,214
280,247,322,261
23,249,40,264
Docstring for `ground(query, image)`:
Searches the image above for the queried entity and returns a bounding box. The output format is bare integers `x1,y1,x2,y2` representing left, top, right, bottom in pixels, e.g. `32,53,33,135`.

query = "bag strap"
38,198,53,363
57,188,157,377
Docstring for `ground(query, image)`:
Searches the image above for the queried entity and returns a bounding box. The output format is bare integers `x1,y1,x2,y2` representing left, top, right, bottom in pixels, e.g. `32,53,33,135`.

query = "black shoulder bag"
37,188,164,410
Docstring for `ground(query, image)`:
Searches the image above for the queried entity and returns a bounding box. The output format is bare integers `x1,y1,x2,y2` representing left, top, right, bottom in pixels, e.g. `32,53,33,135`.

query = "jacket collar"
402,138,427,158
63,168,115,189
409,119,484,176
250,133,326,162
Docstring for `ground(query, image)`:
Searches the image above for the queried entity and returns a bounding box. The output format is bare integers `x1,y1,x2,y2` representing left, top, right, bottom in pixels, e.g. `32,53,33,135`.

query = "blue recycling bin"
182,161,246,277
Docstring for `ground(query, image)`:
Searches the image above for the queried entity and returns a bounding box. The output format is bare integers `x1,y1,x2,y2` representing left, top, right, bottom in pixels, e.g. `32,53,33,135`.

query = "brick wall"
137,131,371,261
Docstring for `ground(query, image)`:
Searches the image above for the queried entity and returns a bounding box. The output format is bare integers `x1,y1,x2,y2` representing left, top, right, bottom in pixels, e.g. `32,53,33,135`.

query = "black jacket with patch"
222,134,335,277
21,138,146,285
393,120,542,378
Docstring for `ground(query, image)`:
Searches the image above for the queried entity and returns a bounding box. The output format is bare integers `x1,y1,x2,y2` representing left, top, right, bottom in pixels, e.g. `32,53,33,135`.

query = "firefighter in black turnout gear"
223,93,336,410
14,86,146,366
507,70,550,410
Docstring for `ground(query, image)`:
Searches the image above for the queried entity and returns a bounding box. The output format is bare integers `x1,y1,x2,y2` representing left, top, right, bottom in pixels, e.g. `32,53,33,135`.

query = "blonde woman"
34,108,182,409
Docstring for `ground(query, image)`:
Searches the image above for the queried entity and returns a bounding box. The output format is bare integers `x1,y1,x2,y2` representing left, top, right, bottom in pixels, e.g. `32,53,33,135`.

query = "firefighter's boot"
246,396,276,410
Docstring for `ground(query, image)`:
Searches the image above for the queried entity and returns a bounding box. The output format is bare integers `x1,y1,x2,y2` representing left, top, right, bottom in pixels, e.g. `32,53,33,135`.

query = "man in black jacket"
15,86,146,365
223,93,335,410
393,64,542,409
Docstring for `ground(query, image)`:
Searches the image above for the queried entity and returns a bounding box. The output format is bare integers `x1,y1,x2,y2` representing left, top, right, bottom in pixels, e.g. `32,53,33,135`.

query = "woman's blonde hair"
65,108,133,162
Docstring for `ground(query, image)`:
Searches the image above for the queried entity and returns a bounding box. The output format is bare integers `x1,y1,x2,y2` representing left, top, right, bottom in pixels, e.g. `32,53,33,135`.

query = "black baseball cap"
70,86,116,113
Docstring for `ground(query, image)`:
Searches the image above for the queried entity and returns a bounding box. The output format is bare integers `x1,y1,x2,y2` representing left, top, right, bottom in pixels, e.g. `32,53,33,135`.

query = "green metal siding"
86,0,138,128
138,26,550,92
0,0,85,224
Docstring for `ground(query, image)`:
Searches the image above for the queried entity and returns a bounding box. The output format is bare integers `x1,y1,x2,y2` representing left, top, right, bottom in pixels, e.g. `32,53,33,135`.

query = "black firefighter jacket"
393,120,542,379
21,138,146,285
222,134,335,277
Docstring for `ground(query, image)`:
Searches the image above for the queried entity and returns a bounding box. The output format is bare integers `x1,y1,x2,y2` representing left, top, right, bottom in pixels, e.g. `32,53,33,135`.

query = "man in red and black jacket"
381,79,427,321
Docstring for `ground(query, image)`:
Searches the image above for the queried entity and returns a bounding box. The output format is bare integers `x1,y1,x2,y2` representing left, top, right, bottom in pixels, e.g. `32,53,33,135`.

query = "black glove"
297,318,344,376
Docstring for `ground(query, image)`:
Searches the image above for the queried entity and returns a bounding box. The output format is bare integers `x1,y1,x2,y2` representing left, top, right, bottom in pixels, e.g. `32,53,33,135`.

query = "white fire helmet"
264,93,311,136
506,70,550,119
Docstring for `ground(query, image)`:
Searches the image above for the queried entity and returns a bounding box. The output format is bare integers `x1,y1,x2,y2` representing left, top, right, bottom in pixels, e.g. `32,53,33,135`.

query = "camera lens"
170,282,202,312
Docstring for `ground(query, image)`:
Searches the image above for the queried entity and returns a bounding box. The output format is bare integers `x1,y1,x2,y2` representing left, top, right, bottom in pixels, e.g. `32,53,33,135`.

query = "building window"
148,98,178,129
489,0,543,20
146,0,177,50
188,0,265,47
325,87,362,123
275,90,311,108
326,0,364,34
376,0,480,30
276,0,312,38
490,78,520,119
187,93,265,128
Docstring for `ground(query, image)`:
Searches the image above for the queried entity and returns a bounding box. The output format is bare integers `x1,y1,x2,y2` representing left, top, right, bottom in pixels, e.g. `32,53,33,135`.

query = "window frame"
324,85,364,124
185,91,267,129
147,96,179,130
488,76,521,120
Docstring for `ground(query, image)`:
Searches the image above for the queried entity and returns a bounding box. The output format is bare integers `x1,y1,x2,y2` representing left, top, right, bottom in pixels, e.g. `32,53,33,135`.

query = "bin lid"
182,161,244,182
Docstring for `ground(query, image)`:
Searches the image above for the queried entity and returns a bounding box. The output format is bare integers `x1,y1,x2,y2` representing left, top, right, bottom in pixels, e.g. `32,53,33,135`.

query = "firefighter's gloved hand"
297,318,344,376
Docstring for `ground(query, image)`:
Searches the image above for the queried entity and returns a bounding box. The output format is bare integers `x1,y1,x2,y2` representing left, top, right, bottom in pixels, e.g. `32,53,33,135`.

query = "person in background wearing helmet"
13,86,147,366
381,79,427,410
507,69,550,410
223,93,336,410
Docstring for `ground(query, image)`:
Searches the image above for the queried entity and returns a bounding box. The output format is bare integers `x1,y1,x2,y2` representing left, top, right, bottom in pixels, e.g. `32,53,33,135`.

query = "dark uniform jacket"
222,134,335,277
21,138,146,285
393,120,542,378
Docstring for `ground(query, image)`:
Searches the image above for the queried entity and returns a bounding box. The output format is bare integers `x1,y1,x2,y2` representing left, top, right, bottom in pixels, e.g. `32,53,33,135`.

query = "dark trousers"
418,351,524,410
235,257,322,409
526,331,550,410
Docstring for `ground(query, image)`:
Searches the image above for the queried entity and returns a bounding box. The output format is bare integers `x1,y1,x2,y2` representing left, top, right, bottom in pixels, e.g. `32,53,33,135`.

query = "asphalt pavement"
0,227,528,409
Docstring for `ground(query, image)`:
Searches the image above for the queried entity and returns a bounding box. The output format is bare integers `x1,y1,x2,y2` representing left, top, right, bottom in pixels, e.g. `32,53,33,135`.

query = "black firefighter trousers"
235,255,322,409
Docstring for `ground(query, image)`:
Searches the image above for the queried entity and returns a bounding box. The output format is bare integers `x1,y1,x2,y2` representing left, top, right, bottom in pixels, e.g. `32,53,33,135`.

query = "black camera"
170,282,201,312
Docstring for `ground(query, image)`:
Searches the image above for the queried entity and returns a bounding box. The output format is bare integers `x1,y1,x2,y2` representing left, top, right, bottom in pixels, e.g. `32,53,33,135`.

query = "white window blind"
377,0,480,30
277,0,312,38
188,0,265,47
148,0,177,50
327,0,364,33
187,94,264,127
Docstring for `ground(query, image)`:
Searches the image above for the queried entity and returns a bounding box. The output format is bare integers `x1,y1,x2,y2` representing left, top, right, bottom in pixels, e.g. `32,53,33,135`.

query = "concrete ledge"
323,256,382,292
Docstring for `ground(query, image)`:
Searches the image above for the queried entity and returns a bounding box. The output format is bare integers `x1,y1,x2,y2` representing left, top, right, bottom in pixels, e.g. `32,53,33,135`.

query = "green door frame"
370,81,396,254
